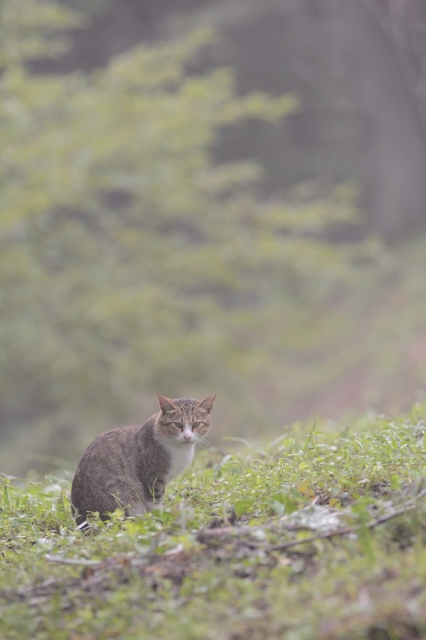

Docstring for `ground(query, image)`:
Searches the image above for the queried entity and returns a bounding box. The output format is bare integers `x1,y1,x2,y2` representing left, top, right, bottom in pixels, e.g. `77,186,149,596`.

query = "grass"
2,407,426,639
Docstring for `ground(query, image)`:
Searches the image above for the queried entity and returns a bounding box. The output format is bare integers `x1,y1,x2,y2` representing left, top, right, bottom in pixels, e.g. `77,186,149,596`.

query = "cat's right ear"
157,394,178,414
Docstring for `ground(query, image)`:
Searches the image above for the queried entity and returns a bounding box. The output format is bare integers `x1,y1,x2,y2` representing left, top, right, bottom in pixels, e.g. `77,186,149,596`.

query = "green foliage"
0,0,369,453
0,0,85,67
2,410,426,638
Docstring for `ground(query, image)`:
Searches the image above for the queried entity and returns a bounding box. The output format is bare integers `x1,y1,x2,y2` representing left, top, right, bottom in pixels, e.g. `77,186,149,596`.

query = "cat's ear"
157,394,178,414
196,393,216,414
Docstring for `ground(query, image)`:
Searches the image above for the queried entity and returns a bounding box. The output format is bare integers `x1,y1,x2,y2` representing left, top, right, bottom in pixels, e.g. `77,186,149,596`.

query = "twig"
195,526,253,542
45,554,102,566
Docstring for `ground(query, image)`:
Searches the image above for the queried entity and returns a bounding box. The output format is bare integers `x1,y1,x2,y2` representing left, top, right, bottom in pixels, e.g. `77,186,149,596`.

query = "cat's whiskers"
195,437,213,450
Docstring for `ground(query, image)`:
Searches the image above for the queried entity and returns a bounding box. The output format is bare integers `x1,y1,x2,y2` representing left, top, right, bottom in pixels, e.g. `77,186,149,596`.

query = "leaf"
271,493,298,515
3,485,10,507
234,499,255,518
297,483,315,497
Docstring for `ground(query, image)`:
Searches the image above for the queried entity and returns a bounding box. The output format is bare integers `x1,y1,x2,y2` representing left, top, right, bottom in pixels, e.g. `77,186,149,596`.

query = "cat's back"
71,417,167,509
73,417,160,477
76,424,142,470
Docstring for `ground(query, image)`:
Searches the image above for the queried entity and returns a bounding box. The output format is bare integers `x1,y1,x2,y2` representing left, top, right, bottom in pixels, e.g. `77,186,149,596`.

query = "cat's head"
155,394,216,445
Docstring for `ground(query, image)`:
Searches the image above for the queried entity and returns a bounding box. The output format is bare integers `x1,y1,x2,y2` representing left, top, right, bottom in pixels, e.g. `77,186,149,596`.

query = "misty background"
1,0,426,474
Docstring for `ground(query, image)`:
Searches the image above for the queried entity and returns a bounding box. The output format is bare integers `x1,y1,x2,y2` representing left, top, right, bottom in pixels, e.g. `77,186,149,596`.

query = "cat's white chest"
165,443,194,482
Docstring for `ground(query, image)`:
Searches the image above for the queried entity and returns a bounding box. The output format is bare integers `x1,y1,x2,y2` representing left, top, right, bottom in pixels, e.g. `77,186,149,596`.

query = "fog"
1,0,426,473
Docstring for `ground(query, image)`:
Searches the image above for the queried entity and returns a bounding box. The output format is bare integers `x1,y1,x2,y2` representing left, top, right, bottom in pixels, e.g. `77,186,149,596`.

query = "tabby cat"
71,393,216,526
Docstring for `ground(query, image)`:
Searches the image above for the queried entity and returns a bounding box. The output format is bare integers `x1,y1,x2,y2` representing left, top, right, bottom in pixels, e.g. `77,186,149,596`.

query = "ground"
2,407,426,639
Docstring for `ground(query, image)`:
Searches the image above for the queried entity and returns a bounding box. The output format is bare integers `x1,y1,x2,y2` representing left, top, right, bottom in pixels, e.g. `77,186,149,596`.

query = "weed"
1,408,426,639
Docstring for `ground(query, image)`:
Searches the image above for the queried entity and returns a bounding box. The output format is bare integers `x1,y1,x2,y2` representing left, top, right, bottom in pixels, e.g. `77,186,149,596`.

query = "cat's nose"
183,434,192,442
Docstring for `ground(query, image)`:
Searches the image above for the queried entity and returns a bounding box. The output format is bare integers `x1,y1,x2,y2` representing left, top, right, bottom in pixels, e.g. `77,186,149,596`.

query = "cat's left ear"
196,393,216,414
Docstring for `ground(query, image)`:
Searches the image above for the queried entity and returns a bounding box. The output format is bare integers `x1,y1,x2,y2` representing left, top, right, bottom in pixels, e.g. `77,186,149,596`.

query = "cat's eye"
192,422,201,428
173,422,183,429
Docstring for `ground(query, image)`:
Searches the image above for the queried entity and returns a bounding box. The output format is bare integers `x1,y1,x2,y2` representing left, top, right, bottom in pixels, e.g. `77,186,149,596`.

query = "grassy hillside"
2,408,426,639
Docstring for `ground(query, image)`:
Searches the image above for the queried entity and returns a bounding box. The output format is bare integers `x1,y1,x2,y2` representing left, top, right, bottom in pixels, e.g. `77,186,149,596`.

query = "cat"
71,393,216,527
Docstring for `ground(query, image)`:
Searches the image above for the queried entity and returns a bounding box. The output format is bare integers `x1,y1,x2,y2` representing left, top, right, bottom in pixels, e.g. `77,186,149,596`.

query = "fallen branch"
196,486,426,552
266,506,410,552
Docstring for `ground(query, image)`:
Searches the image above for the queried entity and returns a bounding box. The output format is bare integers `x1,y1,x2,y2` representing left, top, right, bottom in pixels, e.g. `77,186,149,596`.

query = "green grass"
2,408,426,639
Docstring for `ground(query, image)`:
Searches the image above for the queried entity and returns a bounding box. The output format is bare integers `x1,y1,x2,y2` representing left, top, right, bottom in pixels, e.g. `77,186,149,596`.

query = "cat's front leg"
128,493,162,516
145,477,166,512
128,501,146,517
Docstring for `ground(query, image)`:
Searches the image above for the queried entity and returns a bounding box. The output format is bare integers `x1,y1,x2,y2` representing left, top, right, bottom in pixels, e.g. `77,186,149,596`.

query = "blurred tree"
0,0,365,457
48,0,426,240
169,0,426,240
359,0,426,238
362,0,426,132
